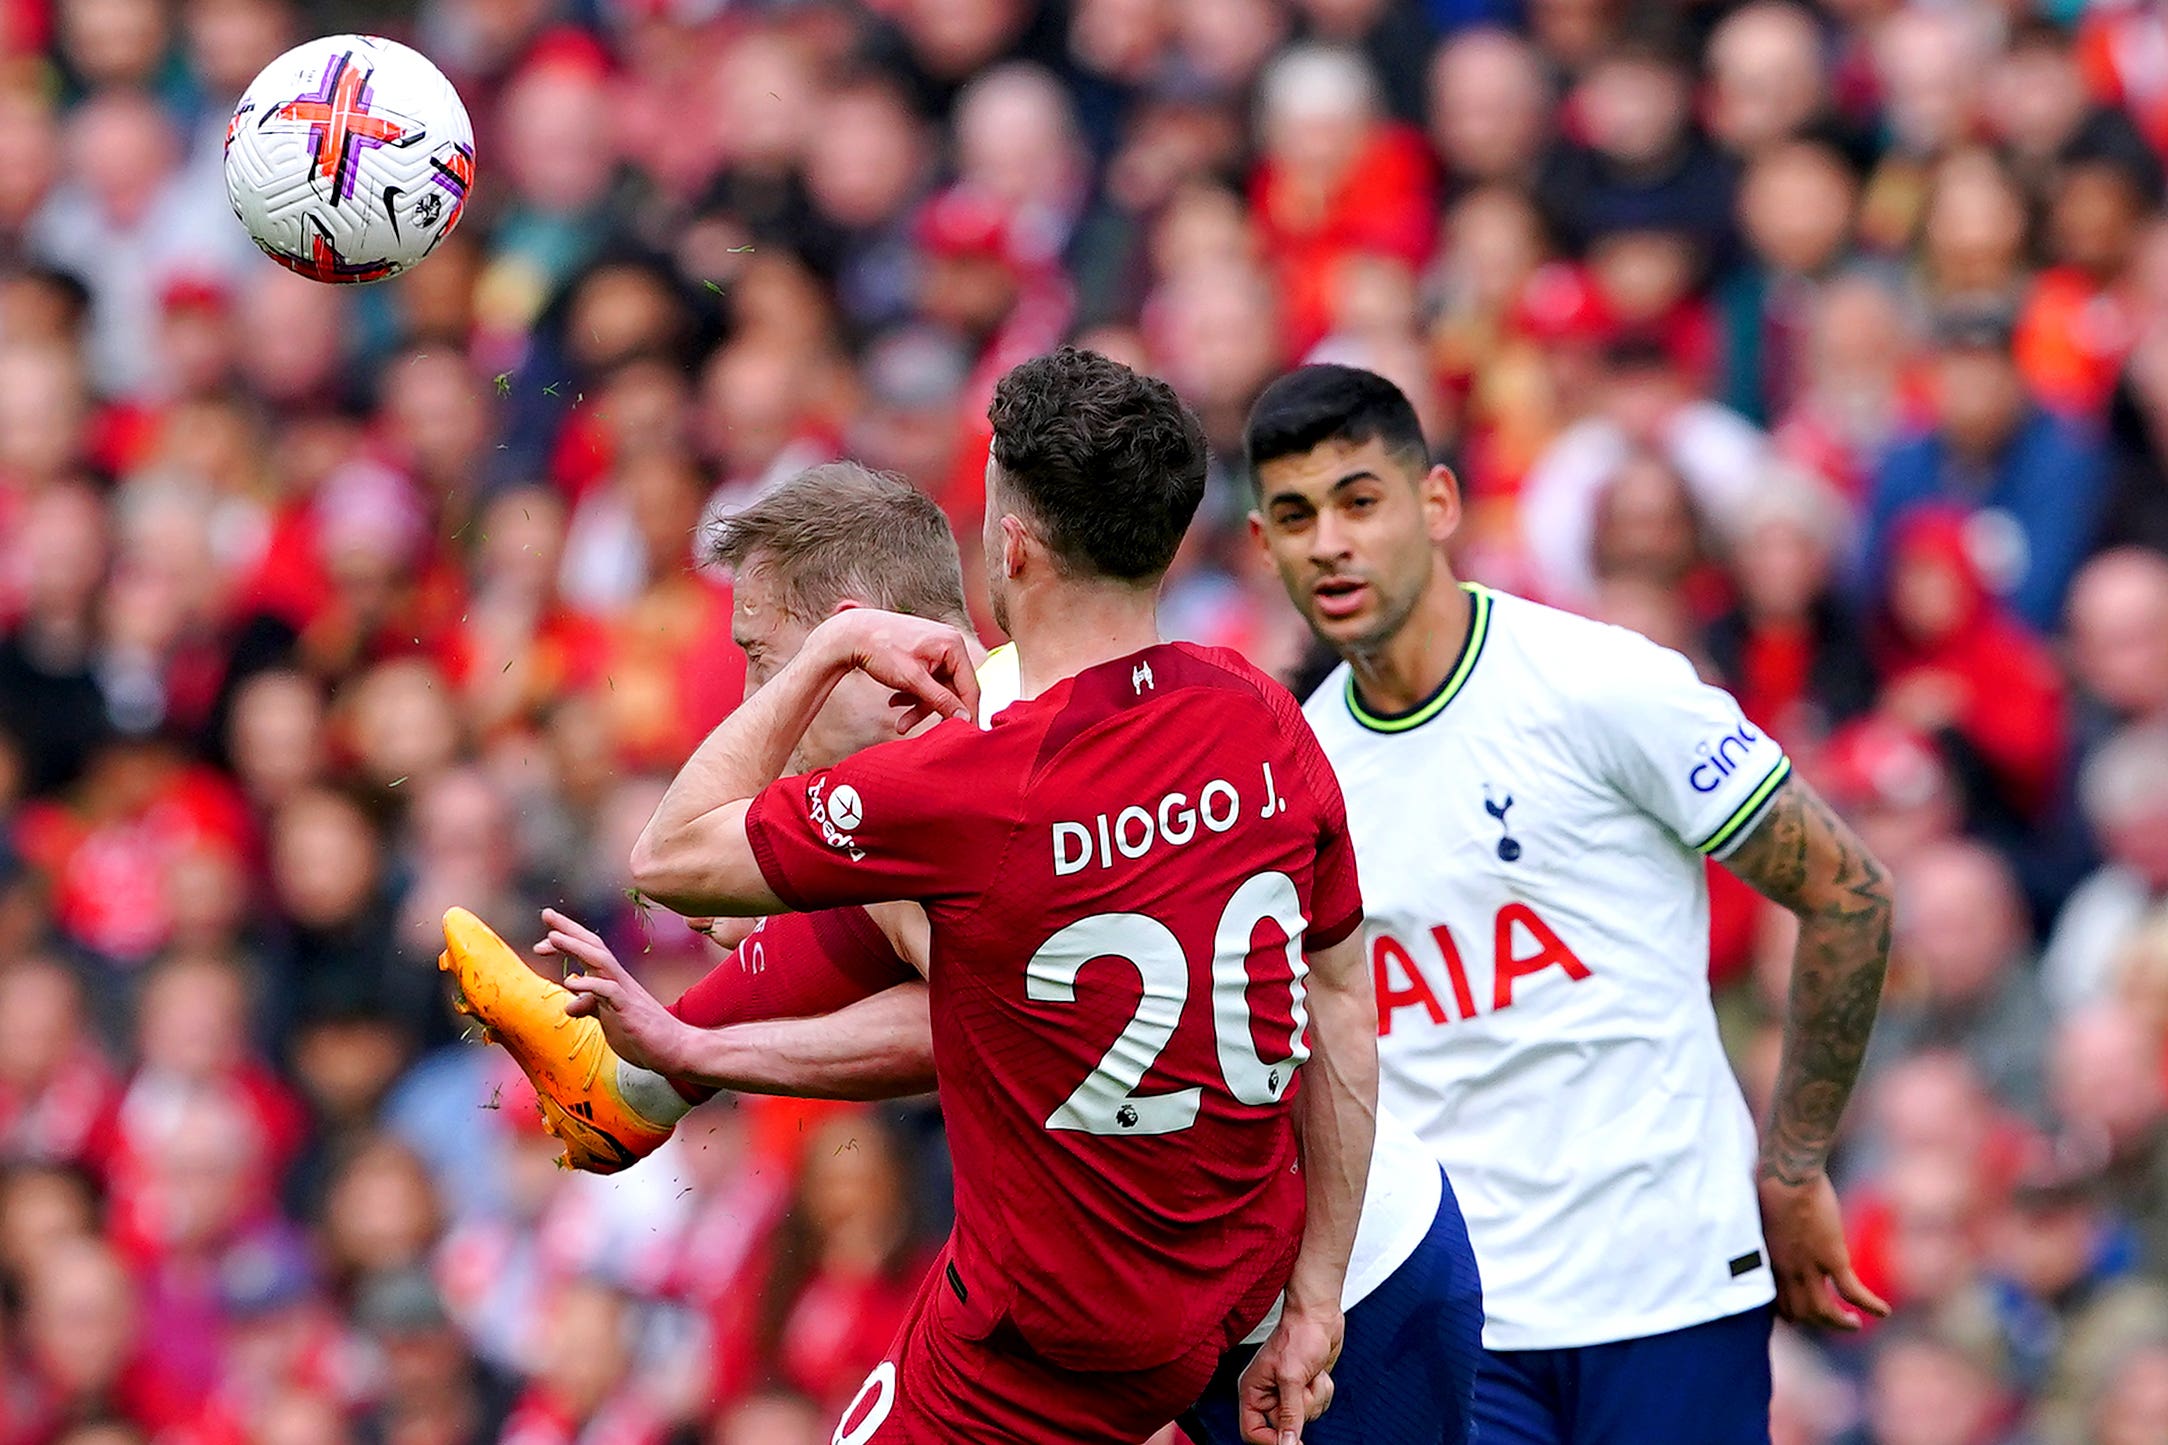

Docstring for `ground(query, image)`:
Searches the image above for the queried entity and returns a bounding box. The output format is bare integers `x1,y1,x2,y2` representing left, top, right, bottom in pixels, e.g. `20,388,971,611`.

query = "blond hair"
706,463,969,625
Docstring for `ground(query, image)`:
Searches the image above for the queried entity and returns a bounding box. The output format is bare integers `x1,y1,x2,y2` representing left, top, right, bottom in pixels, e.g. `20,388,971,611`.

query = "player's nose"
1308,513,1354,565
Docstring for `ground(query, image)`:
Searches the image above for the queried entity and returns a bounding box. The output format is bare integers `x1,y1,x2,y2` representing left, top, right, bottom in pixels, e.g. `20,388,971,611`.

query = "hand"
814,610,979,730
1758,1169,1890,1331
540,909,695,1078
1237,1303,1343,1445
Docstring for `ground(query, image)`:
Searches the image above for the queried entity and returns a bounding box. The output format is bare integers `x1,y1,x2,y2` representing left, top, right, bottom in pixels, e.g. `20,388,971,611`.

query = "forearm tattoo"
1723,778,1894,1186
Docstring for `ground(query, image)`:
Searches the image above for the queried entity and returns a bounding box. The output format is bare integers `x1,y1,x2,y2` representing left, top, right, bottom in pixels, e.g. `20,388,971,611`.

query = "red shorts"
832,1246,1279,1445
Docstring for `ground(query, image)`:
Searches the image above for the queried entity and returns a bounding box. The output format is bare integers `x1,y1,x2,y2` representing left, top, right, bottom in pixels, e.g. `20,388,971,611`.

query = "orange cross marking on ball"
274,53,409,200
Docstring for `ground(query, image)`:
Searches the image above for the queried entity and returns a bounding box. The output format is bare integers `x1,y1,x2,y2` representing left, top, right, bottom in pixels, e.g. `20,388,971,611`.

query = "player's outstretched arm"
670,984,936,1100
630,610,977,916
1241,929,1377,1445
549,917,938,1099
1723,776,1895,1331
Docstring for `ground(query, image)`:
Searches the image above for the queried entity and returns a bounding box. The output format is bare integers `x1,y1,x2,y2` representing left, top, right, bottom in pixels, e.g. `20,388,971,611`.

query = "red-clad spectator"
12,739,252,969
727,1113,925,1421
912,187,1075,417
2048,1009,2168,1276
585,450,742,774
107,1087,310,1430
0,958,119,1168
1252,45,1434,355
94,954,304,1221
1874,506,2071,824
1844,1050,2034,1312
2080,1,2168,160
0,1,2166,1437
440,486,606,745
2015,138,2160,417
551,354,696,525
500,1279,665,1445
692,336,840,518
665,1101,791,1407
237,456,466,688
20,1238,202,1441
1773,276,1929,506
1814,716,1965,881
1703,466,1879,752
1586,450,1732,622
1429,195,1576,526
1861,1325,2016,1445
199,1237,354,1433
0,1159,100,1295
1,0,48,57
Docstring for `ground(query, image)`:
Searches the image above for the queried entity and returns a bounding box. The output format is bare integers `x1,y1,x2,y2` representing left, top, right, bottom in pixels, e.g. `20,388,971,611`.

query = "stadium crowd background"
2,0,2168,1442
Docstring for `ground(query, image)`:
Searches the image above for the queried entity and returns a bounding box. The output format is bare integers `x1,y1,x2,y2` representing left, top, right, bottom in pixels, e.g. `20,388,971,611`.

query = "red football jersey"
744,643,1363,1371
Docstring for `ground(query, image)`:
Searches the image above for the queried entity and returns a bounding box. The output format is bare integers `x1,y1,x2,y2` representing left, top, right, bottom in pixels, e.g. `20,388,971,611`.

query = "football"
223,34,474,285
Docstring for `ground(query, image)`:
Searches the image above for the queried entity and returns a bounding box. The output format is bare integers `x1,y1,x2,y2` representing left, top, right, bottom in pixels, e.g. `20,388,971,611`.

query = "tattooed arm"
1723,775,1895,1330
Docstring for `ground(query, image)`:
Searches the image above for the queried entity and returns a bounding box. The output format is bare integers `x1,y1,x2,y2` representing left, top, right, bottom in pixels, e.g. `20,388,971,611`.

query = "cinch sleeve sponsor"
1690,755,1793,858
1594,641,1792,861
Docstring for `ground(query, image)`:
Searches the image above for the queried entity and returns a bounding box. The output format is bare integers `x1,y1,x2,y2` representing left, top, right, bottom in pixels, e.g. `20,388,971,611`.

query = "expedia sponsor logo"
806,777,866,861
1689,723,1764,794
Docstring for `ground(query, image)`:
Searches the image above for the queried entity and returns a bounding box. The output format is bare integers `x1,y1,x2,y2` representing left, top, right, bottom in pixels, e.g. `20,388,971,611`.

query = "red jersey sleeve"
1305,745,1363,950
667,908,914,1030
742,722,1013,913
1263,674,1364,950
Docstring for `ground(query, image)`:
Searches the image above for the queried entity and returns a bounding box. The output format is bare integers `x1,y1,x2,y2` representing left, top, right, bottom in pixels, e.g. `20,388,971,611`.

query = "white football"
223,34,474,284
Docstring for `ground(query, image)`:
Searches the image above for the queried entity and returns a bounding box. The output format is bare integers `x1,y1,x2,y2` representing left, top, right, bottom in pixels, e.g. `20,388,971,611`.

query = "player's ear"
998,514,1031,579
827,599,863,618
1246,510,1270,557
1421,464,1463,546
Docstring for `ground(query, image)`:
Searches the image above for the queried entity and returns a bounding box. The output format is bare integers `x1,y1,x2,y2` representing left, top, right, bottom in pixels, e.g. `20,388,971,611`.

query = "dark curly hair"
986,347,1209,582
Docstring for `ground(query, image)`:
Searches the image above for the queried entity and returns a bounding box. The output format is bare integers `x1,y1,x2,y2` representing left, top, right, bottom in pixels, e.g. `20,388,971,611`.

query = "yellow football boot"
438,906,675,1173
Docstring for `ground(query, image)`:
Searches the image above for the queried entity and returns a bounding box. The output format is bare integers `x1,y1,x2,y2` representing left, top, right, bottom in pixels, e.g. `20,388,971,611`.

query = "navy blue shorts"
1474,1304,1774,1445
1185,1170,1483,1445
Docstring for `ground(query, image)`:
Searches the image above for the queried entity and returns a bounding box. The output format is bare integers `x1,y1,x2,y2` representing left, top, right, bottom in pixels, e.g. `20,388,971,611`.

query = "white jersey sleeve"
1588,638,1791,861
976,642,1022,725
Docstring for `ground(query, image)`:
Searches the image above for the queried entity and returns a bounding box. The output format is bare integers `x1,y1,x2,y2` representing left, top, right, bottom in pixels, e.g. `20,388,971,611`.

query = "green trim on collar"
1345,584,1493,735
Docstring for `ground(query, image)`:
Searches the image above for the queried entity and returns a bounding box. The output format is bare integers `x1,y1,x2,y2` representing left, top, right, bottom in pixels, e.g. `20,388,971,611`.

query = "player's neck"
1345,570,1473,716
1007,583,1162,700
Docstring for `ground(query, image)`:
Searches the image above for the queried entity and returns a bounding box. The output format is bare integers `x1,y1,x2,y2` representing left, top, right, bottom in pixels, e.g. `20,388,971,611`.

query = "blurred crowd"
2,0,2168,1443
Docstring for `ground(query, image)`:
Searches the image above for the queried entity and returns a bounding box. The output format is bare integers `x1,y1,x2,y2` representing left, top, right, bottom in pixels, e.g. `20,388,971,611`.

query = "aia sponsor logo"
1371,905,1590,1035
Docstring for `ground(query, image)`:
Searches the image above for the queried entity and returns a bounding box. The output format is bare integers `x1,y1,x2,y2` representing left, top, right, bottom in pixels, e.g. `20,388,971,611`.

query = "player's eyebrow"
1265,470,1381,508
1263,466,1389,512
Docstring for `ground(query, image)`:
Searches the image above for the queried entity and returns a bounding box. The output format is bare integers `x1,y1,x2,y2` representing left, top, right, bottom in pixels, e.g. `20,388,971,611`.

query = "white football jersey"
1304,585,1785,1351
975,644,1445,1333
